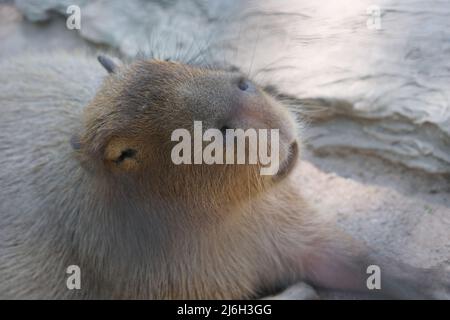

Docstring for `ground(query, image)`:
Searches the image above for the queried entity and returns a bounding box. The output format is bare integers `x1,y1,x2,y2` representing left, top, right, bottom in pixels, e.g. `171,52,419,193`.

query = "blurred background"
1,0,449,297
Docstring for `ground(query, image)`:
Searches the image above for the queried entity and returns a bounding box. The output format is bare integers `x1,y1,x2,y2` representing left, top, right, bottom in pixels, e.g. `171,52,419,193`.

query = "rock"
15,0,88,22
15,0,239,58
297,160,450,266
223,0,450,175
295,160,450,299
0,3,94,59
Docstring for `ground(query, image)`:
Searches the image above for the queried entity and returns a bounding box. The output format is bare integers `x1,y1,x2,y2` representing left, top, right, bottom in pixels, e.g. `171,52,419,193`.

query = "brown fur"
0,53,448,299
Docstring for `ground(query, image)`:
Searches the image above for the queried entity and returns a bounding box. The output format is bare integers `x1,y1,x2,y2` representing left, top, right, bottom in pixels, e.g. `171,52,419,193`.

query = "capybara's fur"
0,53,448,299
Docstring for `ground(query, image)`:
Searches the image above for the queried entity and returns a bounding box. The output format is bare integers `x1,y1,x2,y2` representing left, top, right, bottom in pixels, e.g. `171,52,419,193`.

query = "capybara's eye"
238,78,249,91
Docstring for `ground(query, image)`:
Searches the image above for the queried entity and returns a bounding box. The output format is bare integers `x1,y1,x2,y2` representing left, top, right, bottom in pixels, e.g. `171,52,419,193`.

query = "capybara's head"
73,56,299,207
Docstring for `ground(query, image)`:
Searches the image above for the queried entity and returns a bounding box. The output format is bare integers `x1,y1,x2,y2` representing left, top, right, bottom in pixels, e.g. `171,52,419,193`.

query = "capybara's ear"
70,131,139,172
104,137,139,172
97,55,120,74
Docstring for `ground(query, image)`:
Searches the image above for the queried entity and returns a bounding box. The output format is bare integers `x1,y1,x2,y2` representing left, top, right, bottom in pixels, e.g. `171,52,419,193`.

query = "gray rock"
0,4,95,59
224,0,450,175
15,0,239,58
15,0,88,21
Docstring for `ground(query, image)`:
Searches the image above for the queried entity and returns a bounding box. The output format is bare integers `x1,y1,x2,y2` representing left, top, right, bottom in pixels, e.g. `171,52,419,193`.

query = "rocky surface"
0,3,95,59
296,156,450,299
1,1,449,299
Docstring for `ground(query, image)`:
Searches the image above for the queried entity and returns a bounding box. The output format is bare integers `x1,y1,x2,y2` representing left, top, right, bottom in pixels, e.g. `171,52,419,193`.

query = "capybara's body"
0,53,448,299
